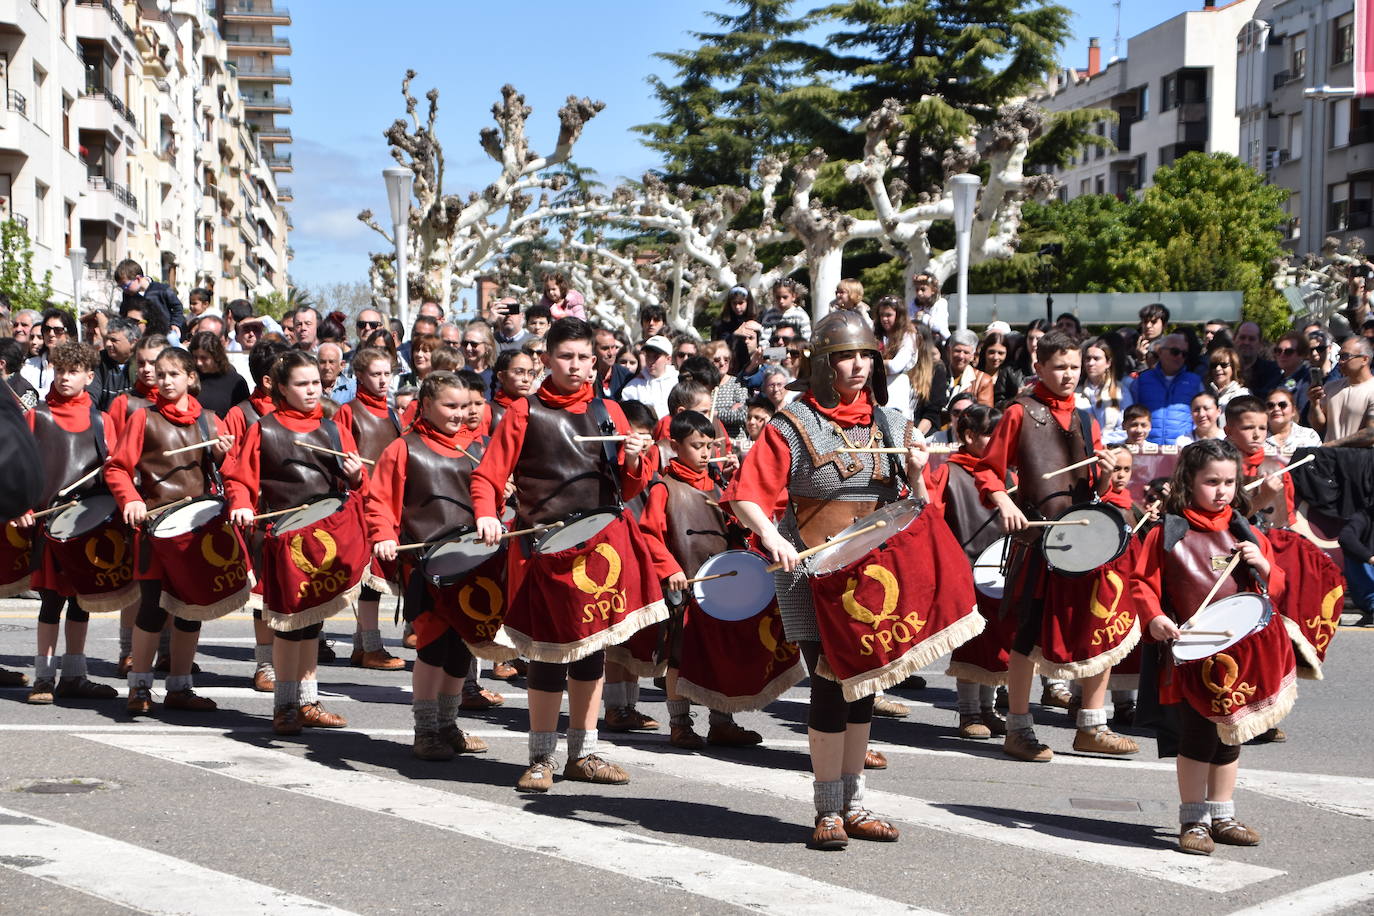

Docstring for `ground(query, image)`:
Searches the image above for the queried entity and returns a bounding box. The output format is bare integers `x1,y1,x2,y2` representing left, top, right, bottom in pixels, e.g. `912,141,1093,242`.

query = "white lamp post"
383,167,414,327
950,174,980,333
68,247,86,343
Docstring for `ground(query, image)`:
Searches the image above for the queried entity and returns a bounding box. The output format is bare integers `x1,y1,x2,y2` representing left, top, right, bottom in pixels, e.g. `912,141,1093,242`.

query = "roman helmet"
786,308,887,409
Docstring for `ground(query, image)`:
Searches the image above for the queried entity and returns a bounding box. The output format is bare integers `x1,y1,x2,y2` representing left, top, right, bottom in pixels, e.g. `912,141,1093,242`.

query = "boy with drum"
472,317,662,793
15,341,123,704
974,330,1138,762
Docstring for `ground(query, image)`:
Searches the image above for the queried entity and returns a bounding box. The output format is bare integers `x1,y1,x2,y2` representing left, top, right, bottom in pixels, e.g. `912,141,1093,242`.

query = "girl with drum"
368,370,494,761
726,309,924,851
1130,439,1294,856
15,342,122,705
226,350,366,736
105,347,236,716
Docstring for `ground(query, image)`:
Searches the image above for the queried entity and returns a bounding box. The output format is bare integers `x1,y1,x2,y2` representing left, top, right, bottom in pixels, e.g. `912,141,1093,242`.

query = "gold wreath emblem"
290,530,338,576
1201,651,1257,713
85,530,126,570
459,576,503,623
842,564,899,630
1306,584,1345,652
1090,570,1124,620
201,525,242,569
572,543,621,597
758,609,792,662
6,525,29,550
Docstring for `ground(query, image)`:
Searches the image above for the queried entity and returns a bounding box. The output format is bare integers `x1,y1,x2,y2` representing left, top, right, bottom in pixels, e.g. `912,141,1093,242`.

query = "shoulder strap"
387,406,402,434
872,406,909,488
89,404,108,464
587,397,624,506
195,411,224,494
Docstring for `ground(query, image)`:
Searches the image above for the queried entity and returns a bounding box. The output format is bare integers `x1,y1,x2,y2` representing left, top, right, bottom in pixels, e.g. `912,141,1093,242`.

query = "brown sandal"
809,813,848,850
844,808,900,842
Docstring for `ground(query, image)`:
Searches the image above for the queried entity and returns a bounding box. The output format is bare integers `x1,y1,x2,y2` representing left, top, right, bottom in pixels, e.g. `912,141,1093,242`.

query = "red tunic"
366,423,483,543
104,398,225,510
972,384,1104,509
222,409,365,512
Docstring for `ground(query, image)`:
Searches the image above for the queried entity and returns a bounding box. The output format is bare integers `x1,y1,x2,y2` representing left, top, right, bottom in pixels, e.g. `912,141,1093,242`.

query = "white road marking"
1228,869,1374,914
82,733,943,916
607,745,1285,893
0,805,356,915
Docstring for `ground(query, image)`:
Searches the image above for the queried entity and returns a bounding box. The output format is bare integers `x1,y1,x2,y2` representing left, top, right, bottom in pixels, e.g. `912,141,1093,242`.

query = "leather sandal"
1211,817,1261,846
863,748,888,770
1179,822,1215,856
809,813,849,850
843,808,900,842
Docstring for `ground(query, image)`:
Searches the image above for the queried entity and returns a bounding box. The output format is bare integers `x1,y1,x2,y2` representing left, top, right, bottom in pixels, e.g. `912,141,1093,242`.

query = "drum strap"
1029,393,1098,488
195,412,225,495
872,408,907,490
587,397,623,507
320,418,352,495
388,407,403,434
89,405,108,464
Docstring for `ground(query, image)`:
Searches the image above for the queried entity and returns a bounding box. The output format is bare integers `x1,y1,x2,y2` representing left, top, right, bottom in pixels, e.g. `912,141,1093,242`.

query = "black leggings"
134,581,201,634
801,640,874,734
415,629,473,678
527,651,605,692
37,591,89,625
1177,702,1242,766
359,585,381,602
276,622,323,642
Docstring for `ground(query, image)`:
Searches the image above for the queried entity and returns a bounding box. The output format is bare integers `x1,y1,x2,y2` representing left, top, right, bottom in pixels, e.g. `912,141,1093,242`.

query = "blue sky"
285,1,1210,298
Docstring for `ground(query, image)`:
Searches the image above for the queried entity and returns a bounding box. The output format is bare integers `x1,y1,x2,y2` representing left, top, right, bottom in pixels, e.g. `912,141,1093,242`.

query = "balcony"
6,89,26,119
265,154,292,171
89,175,138,209
222,4,291,25
74,0,138,45
240,93,291,113
235,66,291,84
81,84,138,130
256,126,292,142
224,33,291,54
276,185,292,201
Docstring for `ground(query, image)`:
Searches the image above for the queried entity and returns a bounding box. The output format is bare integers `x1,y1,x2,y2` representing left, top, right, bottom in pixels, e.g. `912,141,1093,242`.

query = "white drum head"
1042,504,1127,574
1172,593,1272,662
535,511,618,554
150,497,223,539
693,550,774,621
425,532,500,582
274,496,345,534
48,495,117,540
973,536,1009,599
806,499,923,575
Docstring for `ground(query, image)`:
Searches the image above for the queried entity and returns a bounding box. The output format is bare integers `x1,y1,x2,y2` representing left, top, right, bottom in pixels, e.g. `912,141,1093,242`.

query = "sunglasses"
1209,362,1229,370
120,277,142,291
1265,401,1290,410
1273,346,1299,355
461,340,483,348
42,325,67,335
1338,352,1369,361
356,320,381,330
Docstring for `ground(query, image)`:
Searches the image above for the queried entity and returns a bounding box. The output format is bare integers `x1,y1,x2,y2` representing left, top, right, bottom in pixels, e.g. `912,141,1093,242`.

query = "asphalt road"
0,596,1371,915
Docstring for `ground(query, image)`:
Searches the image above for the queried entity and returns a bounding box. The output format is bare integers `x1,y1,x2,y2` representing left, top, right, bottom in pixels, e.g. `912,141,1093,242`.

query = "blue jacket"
1131,368,1203,444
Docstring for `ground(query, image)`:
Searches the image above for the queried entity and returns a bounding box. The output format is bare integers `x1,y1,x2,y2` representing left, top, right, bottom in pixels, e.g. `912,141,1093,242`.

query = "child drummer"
1130,439,1292,855
472,317,663,793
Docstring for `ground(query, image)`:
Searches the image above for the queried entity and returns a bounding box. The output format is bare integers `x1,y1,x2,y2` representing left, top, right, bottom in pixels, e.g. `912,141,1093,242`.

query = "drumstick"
1006,485,1020,495
1196,550,1243,617
395,539,446,553
56,465,105,497
1243,453,1315,491
1023,519,1092,528
1040,455,1101,480
706,456,733,464
766,519,888,572
500,521,564,540
23,500,78,521
294,440,376,466
145,496,193,518
161,440,218,457
682,570,737,586
1132,500,1161,535
1177,629,1235,638
573,435,628,442
250,502,311,522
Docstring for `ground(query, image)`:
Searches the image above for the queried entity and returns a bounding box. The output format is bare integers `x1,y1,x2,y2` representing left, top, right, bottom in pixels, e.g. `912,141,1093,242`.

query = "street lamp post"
950,174,980,333
383,167,414,327
68,247,86,343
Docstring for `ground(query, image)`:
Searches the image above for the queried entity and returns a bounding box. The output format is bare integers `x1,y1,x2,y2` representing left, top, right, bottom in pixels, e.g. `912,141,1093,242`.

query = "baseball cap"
641,335,673,355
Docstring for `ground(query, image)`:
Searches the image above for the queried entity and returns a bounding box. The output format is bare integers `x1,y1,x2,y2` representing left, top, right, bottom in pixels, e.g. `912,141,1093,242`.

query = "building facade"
0,0,289,313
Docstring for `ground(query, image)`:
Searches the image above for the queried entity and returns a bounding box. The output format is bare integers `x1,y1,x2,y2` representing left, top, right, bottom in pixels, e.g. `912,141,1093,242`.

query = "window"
1335,14,1355,66
1287,191,1301,240
34,182,48,245
1332,99,1352,148
1095,175,1105,195
1139,85,1149,116
1329,183,1349,231
61,95,71,150
1289,113,1303,158
1079,178,1091,196
1162,73,1177,112
31,66,46,130
1353,180,1374,229
64,201,73,254
1291,32,1307,78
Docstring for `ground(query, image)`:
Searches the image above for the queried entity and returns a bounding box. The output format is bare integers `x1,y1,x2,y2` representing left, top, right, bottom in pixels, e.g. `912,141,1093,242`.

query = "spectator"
0,337,38,410
1205,346,1251,410
437,321,462,352
20,307,76,397
1270,330,1313,417
592,327,632,400
460,320,497,392
1264,388,1321,450
909,273,950,342
944,329,978,400
759,278,811,338
400,334,442,390
931,391,974,445
291,306,322,353
617,345,640,375
969,331,1020,407
115,259,183,338
187,287,217,319
1337,509,1374,626
1054,312,1083,340
1234,321,1280,392
639,304,667,342
399,315,438,366
523,305,553,343
1131,302,1169,369
224,298,253,350
187,331,249,418
1203,318,1231,347
12,308,40,351
538,272,586,320
318,341,354,405
874,295,917,421
1130,333,1204,445
1311,335,1374,446
490,297,529,353
1010,318,1049,378
1175,390,1223,445
1078,335,1133,444
908,324,949,436
758,365,793,411
621,335,678,418
1121,404,1152,446
712,286,756,343
80,308,109,349
733,320,769,389
832,278,870,323
737,394,776,455
92,316,140,410
671,334,698,370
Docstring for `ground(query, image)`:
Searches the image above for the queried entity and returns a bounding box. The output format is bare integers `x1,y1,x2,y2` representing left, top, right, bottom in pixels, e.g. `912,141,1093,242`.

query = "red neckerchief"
1031,381,1077,427
416,417,464,452
947,451,980,472
536,377,593,411
133,379,156,398
154,393,203,426
1240,449,1266,476
274,405,323,423
802,389,873,426
493,389,518,409
249,387,274,417
667,458,711,490
1101,486,1134,510
354,388,390,417
44,389,93,427
1183,505,1233,532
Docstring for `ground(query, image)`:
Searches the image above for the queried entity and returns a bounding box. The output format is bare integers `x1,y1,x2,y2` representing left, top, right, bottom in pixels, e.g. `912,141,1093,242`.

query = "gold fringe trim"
605,644,667,679
263,582,361,632
466,636,519,663
364,573,402,597
0,575,31,599
162,583,253,622
836,607,986,703
1030,617,1141,681
1217,674,1297,746
499,599,670,665
1282,617,1324,681
677,659,805,713
76,583,141,615
943,660,1009,687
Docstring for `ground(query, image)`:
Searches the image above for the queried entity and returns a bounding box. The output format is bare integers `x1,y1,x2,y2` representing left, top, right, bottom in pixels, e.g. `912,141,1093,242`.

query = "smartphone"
506,301,521,315
763,346,787,361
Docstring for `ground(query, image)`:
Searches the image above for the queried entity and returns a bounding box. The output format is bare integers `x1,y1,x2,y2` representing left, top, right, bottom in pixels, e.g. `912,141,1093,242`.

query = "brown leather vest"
233,398,260,428
256,414,341,511
348,401,401,464
1011,394,1094,521
1161,525,1250,625
399,432,485,543
31,404,106,507
489,401,509,432
1245,456,1291,530
512,396,619,526
137,411,214,508
660,474,730,577
123,394,153,418
942,461,1004,562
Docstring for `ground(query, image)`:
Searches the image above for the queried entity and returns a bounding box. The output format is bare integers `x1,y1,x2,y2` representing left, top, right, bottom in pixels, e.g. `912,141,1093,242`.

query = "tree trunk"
809,247,844,322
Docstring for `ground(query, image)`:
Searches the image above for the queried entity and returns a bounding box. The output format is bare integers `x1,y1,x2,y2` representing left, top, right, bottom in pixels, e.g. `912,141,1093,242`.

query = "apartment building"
0,0,288,313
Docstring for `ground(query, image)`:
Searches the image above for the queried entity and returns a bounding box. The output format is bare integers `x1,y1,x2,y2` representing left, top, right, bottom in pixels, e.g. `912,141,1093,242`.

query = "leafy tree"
253,291,289,321
0,220,54,313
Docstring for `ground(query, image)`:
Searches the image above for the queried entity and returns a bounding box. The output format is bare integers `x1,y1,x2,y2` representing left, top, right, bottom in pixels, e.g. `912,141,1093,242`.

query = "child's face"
282,366,321,412
1191,458,1239,513
1110,450,1133,491
960,431,992,458
1036,347,1080,398
526,315,550,338
1191,398,1219,430
156,359,193,402
135,348,161,389
1225,410,1267,455
673,429,714,472
1125,416,1151,442
425,385,484,434
52,365,95,399
544,339,596,391
689,394,712,415
744,407,770,440
359,359,391,398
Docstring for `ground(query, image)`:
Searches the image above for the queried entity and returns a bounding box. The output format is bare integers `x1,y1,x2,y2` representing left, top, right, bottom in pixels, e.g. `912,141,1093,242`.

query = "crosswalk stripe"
81,732,945,916
0,805,357,915
605,745,1285,892
1227,869,1374,914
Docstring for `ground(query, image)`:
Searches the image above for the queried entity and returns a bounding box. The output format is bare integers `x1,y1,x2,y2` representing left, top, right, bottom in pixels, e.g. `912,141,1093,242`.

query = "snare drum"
1171,593,1274,663
692,550,774,621
532,507,621,554
972,536,1009,600
420,527,502,585
260,492,368,630
41,494,139,613
146,496,252,620
805,499,928,575
1040,501,1129,576
411,526,512,660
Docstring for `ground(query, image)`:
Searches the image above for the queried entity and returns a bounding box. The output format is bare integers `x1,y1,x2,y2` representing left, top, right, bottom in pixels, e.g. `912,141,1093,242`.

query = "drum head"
149,497,224,538
274,495,346,535
423,530,500,582
806,499,924,575
48,495,117,541
1042,503,1127,575
973,536,1009,599
1172,593,1273,662
692,550,774,621
535,510,618,554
